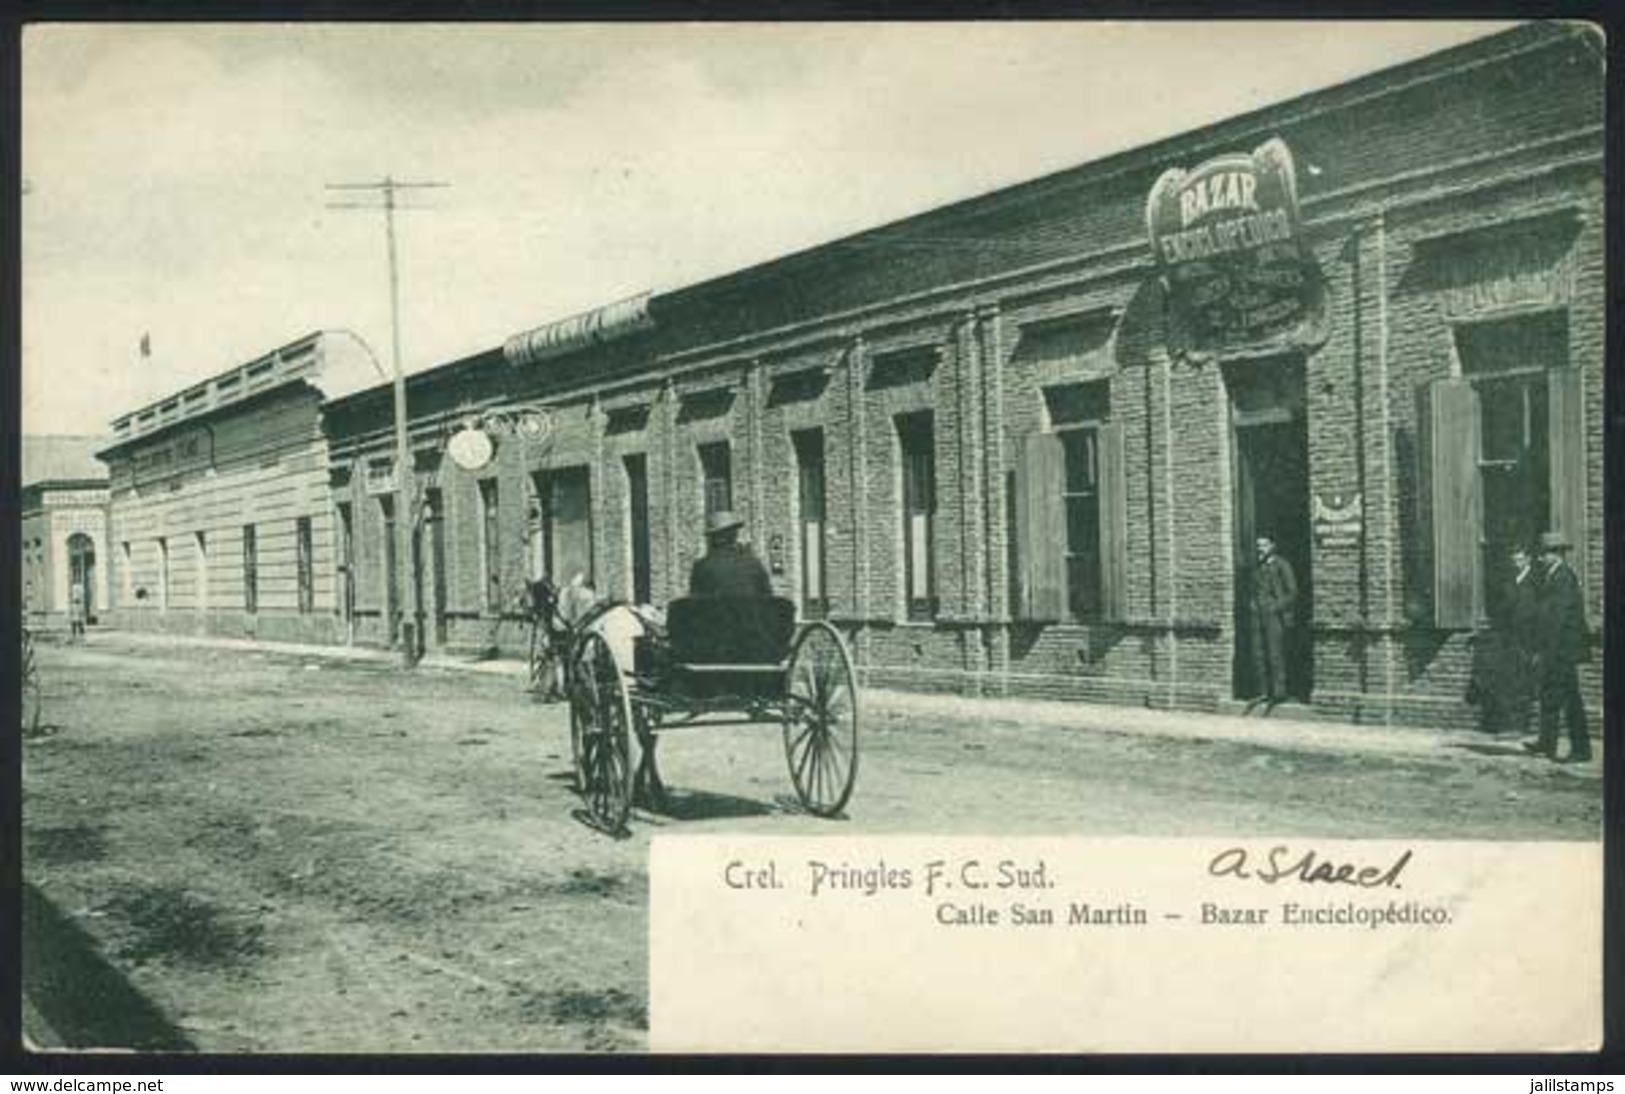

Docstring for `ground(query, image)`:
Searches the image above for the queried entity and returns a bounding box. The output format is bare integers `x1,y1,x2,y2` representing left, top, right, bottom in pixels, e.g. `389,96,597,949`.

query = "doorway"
67,534,97,624
1227,360,1314,702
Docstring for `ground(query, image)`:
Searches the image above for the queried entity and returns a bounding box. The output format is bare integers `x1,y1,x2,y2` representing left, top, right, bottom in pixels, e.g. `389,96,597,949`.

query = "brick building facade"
117,24,1606,733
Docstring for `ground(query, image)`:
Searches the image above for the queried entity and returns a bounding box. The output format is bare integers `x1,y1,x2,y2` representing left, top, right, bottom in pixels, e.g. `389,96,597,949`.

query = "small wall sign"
1312,491,1363,548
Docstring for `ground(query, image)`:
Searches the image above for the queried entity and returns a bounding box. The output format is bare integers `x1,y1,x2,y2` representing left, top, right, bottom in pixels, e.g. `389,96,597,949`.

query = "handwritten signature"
1208,845,1412,889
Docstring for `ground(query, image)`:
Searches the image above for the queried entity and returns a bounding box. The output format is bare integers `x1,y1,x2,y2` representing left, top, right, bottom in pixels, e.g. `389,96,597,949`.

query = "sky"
21,20,1514,437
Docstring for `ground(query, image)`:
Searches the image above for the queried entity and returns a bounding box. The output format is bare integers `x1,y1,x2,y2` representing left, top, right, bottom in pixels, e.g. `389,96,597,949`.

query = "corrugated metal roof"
20,435,109,487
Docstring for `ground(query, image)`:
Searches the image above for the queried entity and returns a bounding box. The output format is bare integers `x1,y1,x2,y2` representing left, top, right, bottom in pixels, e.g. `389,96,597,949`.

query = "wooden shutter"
1014,432,1067,621
1420,378,1482,629
1098,422,1129,623
1547,367,1587,611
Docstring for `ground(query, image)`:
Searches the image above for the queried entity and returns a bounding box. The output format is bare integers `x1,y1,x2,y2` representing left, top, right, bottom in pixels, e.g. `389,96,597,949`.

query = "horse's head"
530,576,560,618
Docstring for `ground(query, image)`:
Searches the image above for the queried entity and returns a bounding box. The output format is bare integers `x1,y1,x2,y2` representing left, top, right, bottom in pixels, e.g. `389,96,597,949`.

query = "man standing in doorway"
1525,531,1591,764
68,580,87,643
1249,533,1297,714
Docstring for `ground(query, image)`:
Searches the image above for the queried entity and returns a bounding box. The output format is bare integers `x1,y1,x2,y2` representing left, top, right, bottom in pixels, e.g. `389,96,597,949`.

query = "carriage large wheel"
783,621,859,817
567,630,635,834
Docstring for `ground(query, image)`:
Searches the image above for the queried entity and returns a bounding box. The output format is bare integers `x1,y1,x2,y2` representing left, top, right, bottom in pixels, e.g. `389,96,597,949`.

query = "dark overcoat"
1251,553,1298,624
1536,560,1588,666
689,542,773,599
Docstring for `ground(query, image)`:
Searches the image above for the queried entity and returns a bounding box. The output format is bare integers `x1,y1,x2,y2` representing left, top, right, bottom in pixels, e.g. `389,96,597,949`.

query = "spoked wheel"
567,629,635,834
783,621,859,817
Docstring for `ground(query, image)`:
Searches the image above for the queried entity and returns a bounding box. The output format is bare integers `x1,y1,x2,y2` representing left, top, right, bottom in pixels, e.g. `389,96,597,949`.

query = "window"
1053,384,1112,620
538,468,593,588
625,455,652,604
1059,430,1103,619
241,526,257,613
296,517,314,614
121,542,132,606
794,430,828,617
157,537,170,611
1015,382,1127,623
194,532,208,613
479,479,501,613
1424,310,1585,626
699,441,732,519
897,413,936,619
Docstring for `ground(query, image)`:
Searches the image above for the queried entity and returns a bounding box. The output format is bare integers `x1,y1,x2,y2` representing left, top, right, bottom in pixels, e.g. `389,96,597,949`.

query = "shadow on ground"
22,883,195,1051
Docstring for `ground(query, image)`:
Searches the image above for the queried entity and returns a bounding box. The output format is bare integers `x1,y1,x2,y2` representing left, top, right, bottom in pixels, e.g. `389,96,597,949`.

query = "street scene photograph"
17,21,1605,1055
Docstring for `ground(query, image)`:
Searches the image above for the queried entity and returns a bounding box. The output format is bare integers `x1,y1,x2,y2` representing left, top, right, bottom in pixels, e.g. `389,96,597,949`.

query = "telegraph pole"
325,176,449,666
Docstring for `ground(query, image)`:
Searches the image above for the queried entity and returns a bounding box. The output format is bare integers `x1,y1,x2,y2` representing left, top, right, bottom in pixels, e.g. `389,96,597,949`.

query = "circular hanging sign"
447,427,495,472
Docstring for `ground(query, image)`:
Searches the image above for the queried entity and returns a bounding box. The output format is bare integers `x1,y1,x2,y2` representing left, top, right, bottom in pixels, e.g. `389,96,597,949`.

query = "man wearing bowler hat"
1525,530,1592,763
690,509,772,599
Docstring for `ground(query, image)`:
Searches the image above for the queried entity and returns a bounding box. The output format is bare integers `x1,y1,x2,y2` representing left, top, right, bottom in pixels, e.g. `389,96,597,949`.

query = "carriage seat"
665,596,796,677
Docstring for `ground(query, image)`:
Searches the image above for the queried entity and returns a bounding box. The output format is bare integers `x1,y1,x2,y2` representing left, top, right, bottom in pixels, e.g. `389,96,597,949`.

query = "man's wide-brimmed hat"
705,509,745,538
1539,530,1573,552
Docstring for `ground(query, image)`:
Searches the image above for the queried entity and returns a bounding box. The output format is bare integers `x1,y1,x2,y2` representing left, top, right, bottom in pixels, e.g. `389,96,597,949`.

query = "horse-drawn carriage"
529,582,859,835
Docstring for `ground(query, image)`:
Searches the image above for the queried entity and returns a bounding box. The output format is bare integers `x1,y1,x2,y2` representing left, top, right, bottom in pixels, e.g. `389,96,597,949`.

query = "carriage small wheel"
527,621,553,699
783,621,859,817
568,629,635,834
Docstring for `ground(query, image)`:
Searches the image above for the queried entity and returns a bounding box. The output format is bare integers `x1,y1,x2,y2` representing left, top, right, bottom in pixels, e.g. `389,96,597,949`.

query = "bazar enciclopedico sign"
1147,137,1321,353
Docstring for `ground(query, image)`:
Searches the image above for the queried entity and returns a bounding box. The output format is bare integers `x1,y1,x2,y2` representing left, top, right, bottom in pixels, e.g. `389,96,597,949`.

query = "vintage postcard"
18,20,1604,1055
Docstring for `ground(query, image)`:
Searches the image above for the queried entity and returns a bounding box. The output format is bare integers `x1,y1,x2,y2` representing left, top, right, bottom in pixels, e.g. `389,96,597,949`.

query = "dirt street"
21,637,1601,1053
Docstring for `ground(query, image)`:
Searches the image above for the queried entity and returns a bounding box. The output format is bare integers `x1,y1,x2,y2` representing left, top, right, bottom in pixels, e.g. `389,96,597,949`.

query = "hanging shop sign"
1146,137,1323,354
502,293,654,368
1312,491,1363,549
447,426,497,473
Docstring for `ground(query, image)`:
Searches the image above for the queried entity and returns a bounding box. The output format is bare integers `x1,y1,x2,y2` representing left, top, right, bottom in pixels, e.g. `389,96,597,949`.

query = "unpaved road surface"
22,638,1601,1053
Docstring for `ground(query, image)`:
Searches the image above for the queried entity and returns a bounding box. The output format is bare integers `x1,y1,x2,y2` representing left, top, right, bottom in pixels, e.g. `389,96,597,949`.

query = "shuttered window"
1547,367,1586,607
897,413,936,620
1016,382,1127,623
1098,423,1129,621
1418,378,1482,628
1015,434,1067,621
1448,310,1585,621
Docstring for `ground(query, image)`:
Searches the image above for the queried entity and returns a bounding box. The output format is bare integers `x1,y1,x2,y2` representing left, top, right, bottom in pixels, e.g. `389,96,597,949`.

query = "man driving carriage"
552,506,857,833
689,509,772,599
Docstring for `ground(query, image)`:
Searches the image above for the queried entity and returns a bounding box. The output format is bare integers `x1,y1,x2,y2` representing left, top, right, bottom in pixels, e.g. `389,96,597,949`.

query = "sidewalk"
75,628,1598,770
